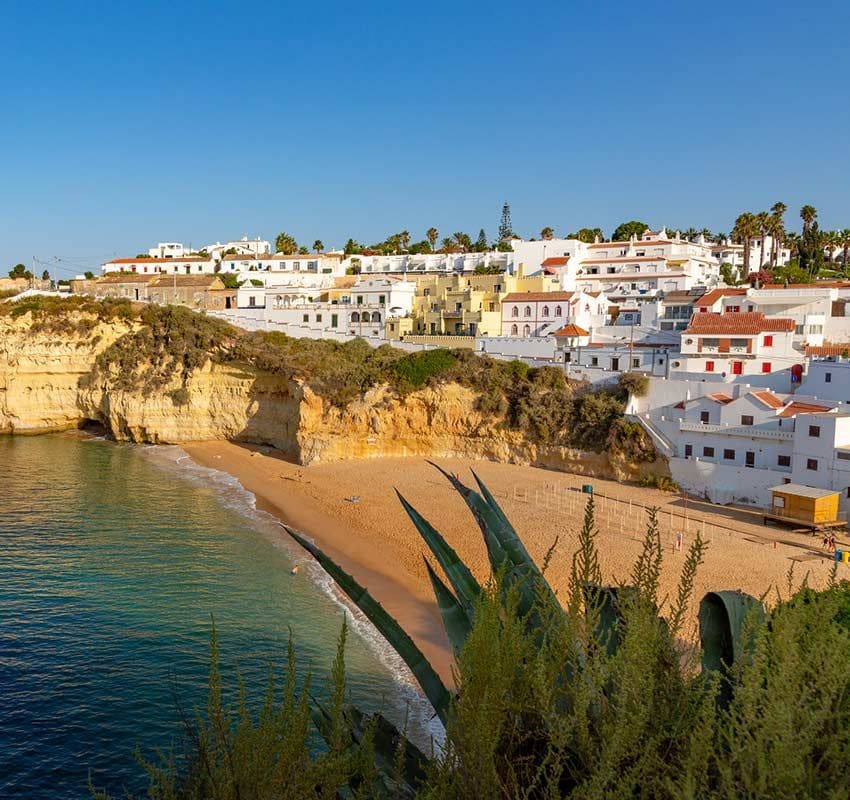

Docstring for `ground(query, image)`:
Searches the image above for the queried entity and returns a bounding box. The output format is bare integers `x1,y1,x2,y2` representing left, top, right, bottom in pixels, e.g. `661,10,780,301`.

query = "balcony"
679,420,793,440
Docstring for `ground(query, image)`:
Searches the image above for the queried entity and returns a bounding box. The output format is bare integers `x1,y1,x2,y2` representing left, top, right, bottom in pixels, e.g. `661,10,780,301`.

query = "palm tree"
400,230,410,252
274,232,298,255
756,211,770,267
540,226,554,240
453,232,471,252
426,227,438,251
800,204,818,235
769,202,787,266
841,229,850,275
312,239,324,253
824,230,840,265
732,212,758,275
440,236,455,253
683,227,698,241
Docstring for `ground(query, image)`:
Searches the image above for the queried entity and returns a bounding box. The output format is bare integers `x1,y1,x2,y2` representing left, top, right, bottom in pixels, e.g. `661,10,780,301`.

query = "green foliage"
611,220,648,241
392,349,458,390
566,227,604,243
719,262,737,286
8,263,32,280
219,273,241,289
638,472,680,491
275,231,298,255
618,370,648,397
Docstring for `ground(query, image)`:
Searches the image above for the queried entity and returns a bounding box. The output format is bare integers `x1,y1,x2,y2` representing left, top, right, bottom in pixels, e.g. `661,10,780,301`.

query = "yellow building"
405,273,561,337
767,484,842,530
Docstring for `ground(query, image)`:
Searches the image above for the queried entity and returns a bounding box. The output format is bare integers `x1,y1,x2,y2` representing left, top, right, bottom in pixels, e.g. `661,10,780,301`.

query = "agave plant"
285,463,763,797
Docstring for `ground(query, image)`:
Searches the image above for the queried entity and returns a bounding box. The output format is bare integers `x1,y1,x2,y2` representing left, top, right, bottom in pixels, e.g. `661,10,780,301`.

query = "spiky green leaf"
284,525,452,724
424,558,473,655
396,489,482,616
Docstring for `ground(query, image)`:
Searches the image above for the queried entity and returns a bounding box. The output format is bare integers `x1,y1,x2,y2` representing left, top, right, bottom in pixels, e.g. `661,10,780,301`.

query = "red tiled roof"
707,392,734,404
763,282,850,289
502,292,573,303
806,344,850,357
684,312,794,335
552,323,589,337
541,256,569,267
697,288,748,306
777,401,832,418
750,390,784,409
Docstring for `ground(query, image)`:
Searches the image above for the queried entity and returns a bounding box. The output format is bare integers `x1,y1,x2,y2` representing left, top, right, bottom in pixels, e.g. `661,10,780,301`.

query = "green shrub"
618,371,649,398
392,349,458,390
639,472,680,491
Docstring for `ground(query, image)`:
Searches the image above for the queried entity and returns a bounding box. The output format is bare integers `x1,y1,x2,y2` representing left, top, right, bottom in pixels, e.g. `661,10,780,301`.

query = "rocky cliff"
0,311,664,481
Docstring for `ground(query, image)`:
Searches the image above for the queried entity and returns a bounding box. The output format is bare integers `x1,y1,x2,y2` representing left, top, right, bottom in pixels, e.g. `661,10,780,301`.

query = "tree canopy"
611,220,649,241
567,228,604,243
274,232,298,254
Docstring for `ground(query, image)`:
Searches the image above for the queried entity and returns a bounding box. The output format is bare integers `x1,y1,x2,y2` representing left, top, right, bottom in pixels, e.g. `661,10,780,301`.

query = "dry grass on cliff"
14,298,655,460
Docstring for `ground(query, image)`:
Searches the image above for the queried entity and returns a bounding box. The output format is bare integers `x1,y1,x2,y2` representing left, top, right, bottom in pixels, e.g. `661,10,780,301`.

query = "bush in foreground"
96,469,850,798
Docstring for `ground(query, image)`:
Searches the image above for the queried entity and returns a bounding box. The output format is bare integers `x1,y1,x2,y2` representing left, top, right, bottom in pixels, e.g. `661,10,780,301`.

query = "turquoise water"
0,434,434,798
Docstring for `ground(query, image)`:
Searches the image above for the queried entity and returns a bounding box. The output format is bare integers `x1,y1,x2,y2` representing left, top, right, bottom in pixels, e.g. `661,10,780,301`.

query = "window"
378,295,385,304
302,314,309,322
331,313,338,328
731,338,748,348
350,311,360,322
763,335,773,346
555,305,562,316
316,314,322,322
356,295,363,305
826,372,832,383
523,324,530,337
542,305,550,316
248,296,256,307
723,449,735,460
762,362,772,373
511,306,518,318
632,357,640,368
838,451,850,461
700,411,710,423
795,324,804,334
807,458,818,471
684,444,693,457
703,446,715,457
705,360,715,372
510,324,518,335
741,415,754,426
591,356,599,366
524,306,532,317
778,455,791,467
809,424,821,438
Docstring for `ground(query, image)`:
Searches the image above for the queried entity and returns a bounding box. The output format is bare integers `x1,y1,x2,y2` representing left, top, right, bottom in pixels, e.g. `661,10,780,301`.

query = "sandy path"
183,442,841,684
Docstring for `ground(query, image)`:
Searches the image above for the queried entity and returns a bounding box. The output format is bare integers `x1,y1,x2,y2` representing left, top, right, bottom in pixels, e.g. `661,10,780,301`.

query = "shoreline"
182,441,841,688
182,441,457,684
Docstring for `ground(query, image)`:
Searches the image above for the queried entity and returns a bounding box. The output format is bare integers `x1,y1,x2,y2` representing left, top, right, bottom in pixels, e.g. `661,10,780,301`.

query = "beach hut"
766,484,842,530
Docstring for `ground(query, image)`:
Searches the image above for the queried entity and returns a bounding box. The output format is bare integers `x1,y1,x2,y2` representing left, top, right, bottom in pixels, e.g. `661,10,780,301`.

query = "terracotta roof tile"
552,323,589,337
541,256,569,267
806,344,850,357
106,257,208,264
777,401,832,418
697,288,748,306
707,392,734,404
749,390,784,409
684,312,794,335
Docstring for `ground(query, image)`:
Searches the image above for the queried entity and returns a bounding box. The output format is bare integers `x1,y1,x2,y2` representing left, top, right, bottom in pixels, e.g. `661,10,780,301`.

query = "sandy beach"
184,442,842,684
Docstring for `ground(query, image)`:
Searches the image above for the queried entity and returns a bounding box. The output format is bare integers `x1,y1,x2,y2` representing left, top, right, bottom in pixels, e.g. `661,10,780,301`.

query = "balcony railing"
679,420,793,440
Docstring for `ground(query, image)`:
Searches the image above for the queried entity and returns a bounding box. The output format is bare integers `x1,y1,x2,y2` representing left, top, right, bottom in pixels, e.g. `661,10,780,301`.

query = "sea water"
0,434,436,798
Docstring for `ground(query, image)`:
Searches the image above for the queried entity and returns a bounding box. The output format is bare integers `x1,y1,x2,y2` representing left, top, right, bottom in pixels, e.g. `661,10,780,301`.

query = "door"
684,444,693,458
745,451,755,468
611,357,620,372
732,361,743,375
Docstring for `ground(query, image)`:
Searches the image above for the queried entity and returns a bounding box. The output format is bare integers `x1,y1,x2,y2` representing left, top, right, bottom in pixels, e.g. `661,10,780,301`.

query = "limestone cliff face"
0,313,663,481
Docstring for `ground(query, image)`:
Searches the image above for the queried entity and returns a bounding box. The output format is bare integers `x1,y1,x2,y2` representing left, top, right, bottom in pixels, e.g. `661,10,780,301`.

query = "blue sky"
1,0,848,276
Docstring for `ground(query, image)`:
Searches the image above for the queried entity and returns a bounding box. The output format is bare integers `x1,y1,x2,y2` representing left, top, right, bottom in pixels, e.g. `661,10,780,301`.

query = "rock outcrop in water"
0,310,665,481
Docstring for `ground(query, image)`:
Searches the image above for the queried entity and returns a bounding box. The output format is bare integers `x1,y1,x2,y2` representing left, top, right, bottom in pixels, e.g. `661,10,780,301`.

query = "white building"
148,242,188,259
206,237,272,257
670,312,801,389
102,256,213,275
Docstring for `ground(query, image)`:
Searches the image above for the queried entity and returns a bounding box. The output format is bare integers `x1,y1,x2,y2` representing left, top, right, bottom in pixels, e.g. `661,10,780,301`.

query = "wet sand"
183,442,840,684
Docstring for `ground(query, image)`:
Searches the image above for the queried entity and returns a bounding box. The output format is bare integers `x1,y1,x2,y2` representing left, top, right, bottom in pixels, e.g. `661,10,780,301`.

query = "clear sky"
1,0,849,277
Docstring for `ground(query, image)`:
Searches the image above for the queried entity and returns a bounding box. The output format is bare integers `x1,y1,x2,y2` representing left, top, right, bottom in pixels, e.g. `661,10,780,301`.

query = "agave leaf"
396,490,482,616
471,468,535,565
344,705,428,793
285,525,452,724
699,590,765,673
424,558,473,656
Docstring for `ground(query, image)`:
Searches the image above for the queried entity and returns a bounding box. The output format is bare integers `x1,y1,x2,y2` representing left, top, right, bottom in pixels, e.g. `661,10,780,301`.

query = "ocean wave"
141,445,445,748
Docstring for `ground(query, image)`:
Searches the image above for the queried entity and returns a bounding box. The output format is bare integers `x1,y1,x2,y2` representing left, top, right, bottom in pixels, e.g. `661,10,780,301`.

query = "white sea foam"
140,445,445,749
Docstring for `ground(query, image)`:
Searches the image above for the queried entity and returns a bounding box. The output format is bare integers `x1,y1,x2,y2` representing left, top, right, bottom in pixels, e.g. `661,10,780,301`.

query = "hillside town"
8,206,850,523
